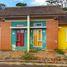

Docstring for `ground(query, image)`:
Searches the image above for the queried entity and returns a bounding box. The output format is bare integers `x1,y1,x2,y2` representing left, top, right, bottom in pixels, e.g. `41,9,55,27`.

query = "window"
16,24,24,27
34,23,42,26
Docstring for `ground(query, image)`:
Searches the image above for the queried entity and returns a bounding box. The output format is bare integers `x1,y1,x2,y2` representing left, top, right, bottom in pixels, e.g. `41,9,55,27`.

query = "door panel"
16,30,24,47
20,30,24,46
58,26,67,49
38,30,42,47
34,30,38,47
33,29,42,47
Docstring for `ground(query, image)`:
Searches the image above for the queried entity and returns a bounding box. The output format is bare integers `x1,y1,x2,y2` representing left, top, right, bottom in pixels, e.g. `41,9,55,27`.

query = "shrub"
55,49,64,55
63,8,67,11
22,52,37,60
30,49,38,53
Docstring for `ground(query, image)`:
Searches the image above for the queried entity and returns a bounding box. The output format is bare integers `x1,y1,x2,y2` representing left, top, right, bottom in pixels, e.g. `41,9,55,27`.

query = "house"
0,6,66,52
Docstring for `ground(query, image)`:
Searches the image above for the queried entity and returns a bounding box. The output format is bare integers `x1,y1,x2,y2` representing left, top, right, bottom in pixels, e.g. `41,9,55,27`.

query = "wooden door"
16,30,24,47
20,30,24,46
33,29,42,47
58,26,67,49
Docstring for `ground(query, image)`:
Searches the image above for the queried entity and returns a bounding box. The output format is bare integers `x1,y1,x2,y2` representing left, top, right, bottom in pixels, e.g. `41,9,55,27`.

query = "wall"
30,21,46,50
46,19,58,49
1,22,11,50
0,19,59,51
0,23,1,50
11,22,27,51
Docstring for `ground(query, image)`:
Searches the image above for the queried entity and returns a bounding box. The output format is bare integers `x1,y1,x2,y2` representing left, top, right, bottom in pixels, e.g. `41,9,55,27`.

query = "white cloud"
31,0,47,6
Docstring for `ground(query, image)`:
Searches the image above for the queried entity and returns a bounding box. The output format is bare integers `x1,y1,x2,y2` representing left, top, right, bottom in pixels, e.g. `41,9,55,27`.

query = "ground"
0,62,67,67
0,64,45,67
0,49,67,66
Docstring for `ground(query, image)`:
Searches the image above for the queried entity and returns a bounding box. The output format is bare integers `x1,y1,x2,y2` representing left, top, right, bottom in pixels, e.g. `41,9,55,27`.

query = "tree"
0,3,6,9
16,3,27,7
46,0,59,5
63,0,67,8
46,0,67,8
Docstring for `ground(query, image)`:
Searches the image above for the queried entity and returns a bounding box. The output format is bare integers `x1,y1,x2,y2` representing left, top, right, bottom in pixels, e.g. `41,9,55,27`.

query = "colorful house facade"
0,6,66,51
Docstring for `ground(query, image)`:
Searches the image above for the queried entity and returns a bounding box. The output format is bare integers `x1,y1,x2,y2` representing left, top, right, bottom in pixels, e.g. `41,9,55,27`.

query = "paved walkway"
0,62,67,67
0,59,67,67
0,64,45,67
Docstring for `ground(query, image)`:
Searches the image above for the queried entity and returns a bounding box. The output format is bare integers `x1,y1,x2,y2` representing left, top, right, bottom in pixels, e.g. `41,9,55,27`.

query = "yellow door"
34,30,38,47
58,26,67,49
34,29,42,47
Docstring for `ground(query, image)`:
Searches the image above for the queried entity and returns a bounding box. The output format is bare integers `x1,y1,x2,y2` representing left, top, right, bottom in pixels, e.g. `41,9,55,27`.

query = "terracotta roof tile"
0,6,65,17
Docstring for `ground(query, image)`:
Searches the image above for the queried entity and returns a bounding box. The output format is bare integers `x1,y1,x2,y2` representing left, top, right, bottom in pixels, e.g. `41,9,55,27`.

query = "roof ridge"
5,5,61,9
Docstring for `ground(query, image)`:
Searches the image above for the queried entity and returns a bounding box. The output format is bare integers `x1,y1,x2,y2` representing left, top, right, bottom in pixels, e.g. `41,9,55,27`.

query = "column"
27,15,30,52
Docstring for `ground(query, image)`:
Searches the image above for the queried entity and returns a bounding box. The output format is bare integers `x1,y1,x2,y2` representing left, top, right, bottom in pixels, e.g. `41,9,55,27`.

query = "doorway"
16,30,24,47
58,26,67,49
33,29,42,47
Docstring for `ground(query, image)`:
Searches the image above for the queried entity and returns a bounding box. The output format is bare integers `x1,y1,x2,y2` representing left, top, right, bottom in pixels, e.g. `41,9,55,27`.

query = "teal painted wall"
11,30,16,50
42,29,46,49
12,22,27,27
30,21,46,50
30,21,46,26
11,21,46,51
11,22,27,51
30,30,33,49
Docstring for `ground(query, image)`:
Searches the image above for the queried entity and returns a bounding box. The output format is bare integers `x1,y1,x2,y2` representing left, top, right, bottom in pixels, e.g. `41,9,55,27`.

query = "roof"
0,6,65,18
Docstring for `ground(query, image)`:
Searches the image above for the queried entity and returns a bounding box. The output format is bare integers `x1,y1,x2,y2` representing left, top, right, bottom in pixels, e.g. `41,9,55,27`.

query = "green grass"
21,52,37,60
30,49,38,53
55,49,64,55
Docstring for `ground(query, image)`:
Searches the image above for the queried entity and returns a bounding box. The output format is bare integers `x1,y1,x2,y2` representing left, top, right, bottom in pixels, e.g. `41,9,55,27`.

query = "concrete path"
0,62,67,67
0,64,45,67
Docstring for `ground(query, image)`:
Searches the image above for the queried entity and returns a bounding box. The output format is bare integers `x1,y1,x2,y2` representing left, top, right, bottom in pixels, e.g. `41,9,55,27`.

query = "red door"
20,30,24,46
16,30,24,47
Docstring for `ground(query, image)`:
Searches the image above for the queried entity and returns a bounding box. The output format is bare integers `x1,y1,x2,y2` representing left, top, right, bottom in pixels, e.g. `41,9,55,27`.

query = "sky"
0,0,47,7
